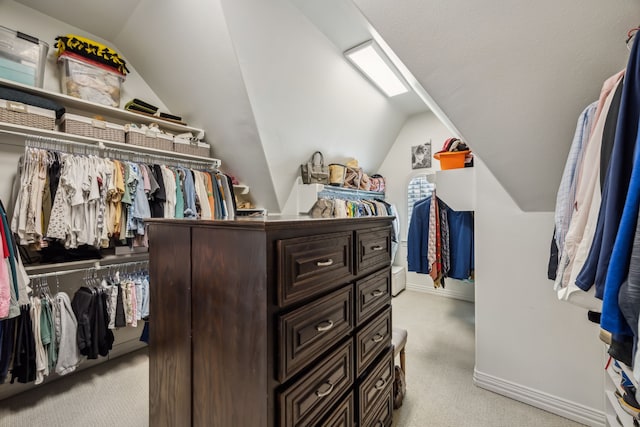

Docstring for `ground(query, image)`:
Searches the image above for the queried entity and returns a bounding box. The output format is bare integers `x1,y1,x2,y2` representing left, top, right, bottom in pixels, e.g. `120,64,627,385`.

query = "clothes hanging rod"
28,259,149,280
0,125,221,168
24,253,149,275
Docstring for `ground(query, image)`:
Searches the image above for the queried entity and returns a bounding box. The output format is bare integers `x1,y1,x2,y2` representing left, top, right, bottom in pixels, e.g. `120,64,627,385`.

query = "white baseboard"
406,282,475,302
473,368,604,427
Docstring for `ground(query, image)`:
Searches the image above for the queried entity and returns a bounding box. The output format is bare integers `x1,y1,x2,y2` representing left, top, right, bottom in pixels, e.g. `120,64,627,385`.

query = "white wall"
378,112,475,301
474,157,604,424
0,0,168,207
0,1,167,110
112,0,280,212
379,111,604,423
220,0,406,210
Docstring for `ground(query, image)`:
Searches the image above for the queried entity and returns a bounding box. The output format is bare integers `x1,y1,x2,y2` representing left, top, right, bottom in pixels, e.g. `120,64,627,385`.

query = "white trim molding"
473,369,604,427
406,282,475,303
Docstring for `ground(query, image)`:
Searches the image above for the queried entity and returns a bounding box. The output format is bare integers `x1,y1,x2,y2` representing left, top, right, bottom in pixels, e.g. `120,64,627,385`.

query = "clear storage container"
0,25,48,87
58,53,124,107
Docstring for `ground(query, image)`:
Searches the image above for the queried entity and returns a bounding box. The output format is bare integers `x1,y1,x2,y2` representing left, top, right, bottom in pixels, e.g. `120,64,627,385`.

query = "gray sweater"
54,292,81,375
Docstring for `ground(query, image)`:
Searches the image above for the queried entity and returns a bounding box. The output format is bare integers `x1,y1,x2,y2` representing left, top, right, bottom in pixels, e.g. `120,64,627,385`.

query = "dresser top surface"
146,215,394,230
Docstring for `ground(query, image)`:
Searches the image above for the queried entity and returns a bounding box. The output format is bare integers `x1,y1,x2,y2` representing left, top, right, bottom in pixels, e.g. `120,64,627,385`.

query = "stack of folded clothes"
55,34,129,76
124,98,186,125
125,98,159,115
0,85,65,119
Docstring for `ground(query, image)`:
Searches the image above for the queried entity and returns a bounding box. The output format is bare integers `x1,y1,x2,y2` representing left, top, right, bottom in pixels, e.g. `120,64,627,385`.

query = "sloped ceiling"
12,0,640,212
14,0,421,213
353,0,640,211
15,0,142,41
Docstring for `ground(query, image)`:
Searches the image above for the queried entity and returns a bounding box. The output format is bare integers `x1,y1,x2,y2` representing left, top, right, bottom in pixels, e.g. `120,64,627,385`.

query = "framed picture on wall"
411,142,431,169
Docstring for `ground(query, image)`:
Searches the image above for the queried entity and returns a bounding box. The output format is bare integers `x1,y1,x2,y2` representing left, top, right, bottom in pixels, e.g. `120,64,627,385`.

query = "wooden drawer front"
278,232,353,307
357,348,393,424
355,267,391,326
315,391,354,427
279,340,354,427
356,227,391,276
356,307,392,377
279,286,354,382
362,388,393,427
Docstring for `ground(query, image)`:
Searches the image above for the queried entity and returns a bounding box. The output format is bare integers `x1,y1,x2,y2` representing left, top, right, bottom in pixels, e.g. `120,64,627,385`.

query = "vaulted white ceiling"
353,0,640,211
15,0,143,41
14,0,419,212
13,0,640,211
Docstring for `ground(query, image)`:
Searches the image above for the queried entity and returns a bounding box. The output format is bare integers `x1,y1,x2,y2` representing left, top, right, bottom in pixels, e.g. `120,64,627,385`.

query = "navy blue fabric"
602,44,640,335
407,198,431,274
140,321,149,344
443,206,474,280
575,173,608,296
576,37,640,314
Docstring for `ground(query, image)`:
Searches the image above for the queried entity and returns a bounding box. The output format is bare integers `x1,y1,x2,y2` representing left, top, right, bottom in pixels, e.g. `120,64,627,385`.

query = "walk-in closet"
0,1,639,427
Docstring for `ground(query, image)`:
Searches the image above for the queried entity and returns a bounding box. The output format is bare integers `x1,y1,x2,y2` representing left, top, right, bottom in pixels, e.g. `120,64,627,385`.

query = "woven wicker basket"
125,127,174,151
0,99,55,130
61,113,125,143
174,138,210,157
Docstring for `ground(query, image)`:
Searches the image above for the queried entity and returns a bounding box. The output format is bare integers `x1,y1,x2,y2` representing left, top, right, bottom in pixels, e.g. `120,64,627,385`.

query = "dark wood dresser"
147,216,394,427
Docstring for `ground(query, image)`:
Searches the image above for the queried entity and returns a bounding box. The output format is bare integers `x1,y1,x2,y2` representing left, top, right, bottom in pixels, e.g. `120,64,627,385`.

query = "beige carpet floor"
0,290,586,426
0,349,149,427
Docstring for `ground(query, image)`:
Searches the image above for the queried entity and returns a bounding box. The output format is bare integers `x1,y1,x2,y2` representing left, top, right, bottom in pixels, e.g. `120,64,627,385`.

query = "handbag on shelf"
300,151,330,184
359,172,371,191
329,163,347,186
343,166,362,189
369,174,386,193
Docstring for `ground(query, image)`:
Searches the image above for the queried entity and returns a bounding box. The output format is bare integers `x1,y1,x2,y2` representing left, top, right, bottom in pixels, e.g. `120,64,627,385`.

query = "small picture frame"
411,142,431,169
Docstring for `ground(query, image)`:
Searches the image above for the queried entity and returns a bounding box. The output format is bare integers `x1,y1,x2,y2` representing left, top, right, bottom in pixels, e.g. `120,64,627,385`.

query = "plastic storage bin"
58,53,124,107
391,265,406,297
434,150,470,170
0,26,48,87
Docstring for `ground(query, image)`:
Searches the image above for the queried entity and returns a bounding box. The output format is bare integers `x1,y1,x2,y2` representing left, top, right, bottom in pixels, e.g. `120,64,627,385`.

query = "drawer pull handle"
371,245,384,251
315,381,334,397
316,259,334,267
371,333,385,343
374,378,387,390
315,320,334,332
371,289,384,297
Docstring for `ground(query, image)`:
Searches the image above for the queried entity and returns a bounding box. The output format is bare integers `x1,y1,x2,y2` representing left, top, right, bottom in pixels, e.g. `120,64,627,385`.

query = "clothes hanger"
626,26,640,51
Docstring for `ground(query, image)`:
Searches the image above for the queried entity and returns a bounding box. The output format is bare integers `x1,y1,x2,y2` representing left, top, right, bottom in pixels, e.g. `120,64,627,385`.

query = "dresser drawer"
362,387,393,427
278,232,353,307
355,267,391,326
315,391,354,427
279,339,354,427
278,286,354,382
356,307,391,377
355,227,391,276
357,347,393,424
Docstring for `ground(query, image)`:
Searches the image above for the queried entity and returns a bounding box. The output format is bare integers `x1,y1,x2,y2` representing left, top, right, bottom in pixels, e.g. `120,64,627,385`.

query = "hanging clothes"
407,197,431,275
11,148,237,257
54,291,81,376
407,194,474,283
553,73,624,310
10,305,36,384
